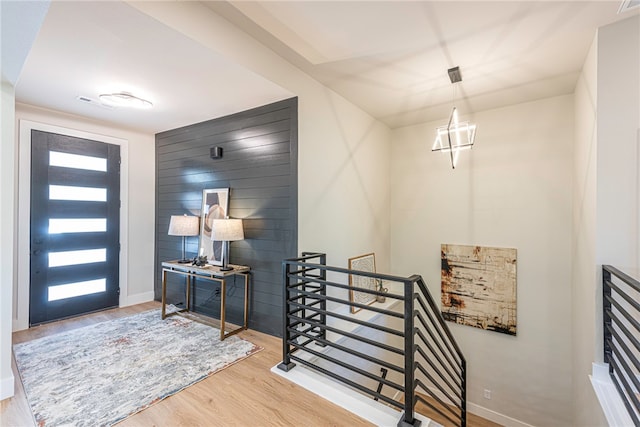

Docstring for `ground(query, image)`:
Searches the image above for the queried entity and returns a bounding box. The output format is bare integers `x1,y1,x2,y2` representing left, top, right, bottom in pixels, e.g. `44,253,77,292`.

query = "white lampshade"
211,219,244,241
168,215,200,236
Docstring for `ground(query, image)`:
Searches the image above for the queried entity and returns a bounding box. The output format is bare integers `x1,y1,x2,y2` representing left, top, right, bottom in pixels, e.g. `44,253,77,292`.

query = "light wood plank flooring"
1,302,499,426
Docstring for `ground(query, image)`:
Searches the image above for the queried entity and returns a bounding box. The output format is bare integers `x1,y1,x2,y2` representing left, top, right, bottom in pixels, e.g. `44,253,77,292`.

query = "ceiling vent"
618,0,640,13
76,95,113,109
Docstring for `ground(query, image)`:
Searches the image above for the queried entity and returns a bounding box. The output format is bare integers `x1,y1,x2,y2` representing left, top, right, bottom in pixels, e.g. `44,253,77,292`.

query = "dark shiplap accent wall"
155,98,298,336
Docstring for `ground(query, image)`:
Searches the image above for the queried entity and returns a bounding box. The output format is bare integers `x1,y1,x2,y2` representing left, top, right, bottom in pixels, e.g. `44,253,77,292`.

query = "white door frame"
15,120,129,331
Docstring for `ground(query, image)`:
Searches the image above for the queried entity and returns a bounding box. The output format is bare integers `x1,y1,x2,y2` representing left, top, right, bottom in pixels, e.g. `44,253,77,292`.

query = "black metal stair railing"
278,252,466,427
602,265,640,426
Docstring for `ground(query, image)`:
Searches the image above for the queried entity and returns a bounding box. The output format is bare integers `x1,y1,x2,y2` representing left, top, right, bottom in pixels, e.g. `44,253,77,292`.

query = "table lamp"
168,215,200,263
211,218,244,271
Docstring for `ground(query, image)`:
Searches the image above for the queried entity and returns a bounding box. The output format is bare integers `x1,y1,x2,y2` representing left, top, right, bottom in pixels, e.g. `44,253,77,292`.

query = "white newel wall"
391,95,574,426
583,14,640,425
596,16,640,278
572,33,607,426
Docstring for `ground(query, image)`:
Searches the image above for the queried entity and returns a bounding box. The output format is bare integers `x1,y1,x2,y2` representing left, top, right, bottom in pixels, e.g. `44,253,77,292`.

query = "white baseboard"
414,380,533,427
12,318,28,333
0,374,15,401
467,402,535,427
121,291,154,307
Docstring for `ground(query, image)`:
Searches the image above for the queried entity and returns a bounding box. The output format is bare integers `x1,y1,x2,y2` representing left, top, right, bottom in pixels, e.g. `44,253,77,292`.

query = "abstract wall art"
199,188,229,266
441,244,517,336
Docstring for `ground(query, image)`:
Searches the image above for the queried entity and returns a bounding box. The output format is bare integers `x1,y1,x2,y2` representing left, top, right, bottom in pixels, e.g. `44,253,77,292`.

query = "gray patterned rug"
13,309,261,427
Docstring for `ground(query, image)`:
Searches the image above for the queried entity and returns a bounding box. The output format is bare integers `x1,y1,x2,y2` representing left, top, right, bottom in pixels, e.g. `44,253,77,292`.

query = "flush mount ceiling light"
432,66,477,169
98,92,153,109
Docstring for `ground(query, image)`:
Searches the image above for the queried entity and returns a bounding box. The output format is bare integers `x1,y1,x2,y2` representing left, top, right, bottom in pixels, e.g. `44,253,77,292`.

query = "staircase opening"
278,252,467,427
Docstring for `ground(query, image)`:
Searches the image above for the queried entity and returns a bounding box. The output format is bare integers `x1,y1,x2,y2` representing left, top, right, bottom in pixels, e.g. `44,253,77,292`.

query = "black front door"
29,130,121,325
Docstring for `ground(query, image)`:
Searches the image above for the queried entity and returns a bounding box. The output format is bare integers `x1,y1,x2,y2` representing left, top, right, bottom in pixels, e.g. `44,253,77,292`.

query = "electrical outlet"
483,389,491,399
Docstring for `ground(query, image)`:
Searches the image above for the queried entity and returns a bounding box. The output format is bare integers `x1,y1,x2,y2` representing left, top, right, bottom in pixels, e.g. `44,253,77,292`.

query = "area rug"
13,309,261,427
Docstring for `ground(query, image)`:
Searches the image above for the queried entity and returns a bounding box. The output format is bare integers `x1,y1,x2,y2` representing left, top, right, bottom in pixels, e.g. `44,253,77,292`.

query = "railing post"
398,279,421,427
278,260,295,371
462,358,467,427
602,266,613,375
301,252,327,346
319,253,327,342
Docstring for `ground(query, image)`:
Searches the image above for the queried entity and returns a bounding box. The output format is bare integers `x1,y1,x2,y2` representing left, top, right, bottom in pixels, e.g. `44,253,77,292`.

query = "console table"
161,261,250,340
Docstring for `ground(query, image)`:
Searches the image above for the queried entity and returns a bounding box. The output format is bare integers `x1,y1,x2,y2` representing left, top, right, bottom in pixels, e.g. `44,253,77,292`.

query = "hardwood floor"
1,302,499,427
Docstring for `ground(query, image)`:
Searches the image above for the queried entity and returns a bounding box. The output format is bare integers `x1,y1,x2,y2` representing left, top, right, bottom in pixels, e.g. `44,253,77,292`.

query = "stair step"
272,363,436,426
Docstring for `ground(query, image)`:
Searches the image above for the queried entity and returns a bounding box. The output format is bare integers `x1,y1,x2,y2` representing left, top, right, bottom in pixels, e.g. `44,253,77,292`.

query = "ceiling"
14,1,293,134
12,1,640,134
214,0,639,128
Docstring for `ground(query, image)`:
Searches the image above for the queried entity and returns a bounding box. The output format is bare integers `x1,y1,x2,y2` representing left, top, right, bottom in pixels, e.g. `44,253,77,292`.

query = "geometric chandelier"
432,106,477,169
432,67,477,169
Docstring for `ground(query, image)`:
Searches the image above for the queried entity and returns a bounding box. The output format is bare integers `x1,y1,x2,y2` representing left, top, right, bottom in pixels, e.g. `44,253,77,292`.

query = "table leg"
243,273,249,330
161,269,167,319
220,278,226,340
186,275,191,312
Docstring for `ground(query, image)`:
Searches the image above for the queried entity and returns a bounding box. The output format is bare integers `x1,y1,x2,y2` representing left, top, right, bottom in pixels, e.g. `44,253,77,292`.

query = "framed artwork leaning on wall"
348,252,378,313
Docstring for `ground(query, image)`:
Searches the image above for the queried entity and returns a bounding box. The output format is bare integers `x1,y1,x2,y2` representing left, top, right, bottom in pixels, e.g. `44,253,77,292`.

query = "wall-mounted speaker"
210,146,223,159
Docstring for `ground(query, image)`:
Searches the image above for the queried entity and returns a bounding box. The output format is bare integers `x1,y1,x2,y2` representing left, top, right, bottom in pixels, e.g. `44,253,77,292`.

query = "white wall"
1,0,49,401
575,14,640,425
572,34,607,427
391,95,574,426
0,81,16,400
12,104,156,330
298,92,391,271
596,15,640,271
127,1,392,274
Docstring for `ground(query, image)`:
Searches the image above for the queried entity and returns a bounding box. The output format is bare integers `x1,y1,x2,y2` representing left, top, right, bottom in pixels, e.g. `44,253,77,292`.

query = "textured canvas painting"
441,244,517,335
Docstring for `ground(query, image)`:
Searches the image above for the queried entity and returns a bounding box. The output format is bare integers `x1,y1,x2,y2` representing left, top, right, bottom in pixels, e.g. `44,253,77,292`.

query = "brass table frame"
161,261,250,340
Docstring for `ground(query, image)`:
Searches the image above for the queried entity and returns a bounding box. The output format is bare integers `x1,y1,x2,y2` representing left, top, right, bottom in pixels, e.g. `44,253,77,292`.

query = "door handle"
33,249,42,255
